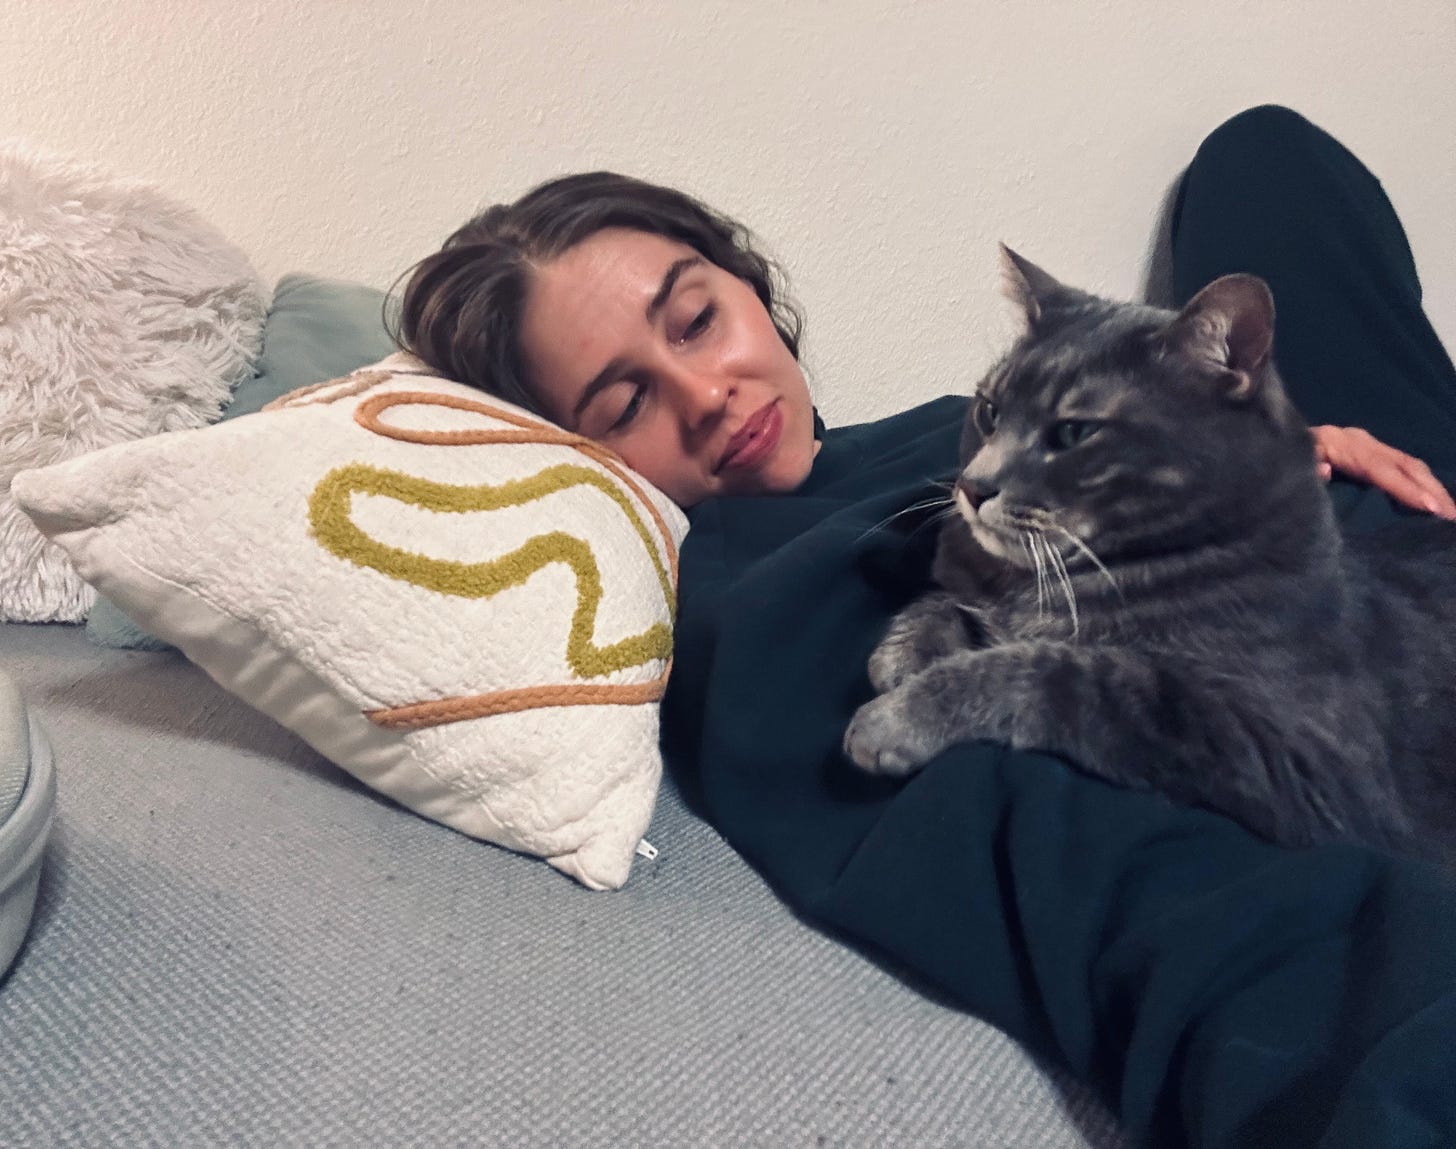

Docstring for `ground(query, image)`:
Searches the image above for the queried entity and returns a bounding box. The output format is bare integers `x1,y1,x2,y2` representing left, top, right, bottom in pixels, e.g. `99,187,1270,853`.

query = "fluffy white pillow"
0,141,266,621
13,354,687,889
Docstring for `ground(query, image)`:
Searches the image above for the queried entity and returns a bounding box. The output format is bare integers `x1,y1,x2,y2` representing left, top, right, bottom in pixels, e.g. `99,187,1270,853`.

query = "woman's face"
518,228,818,508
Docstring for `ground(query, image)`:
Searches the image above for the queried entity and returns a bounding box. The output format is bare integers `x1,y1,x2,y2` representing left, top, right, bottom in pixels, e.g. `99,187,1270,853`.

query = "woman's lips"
718,401,782,473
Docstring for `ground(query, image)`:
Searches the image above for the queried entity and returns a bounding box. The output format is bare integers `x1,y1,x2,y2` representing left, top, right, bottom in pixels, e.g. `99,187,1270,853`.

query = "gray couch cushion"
0,623,1123,1146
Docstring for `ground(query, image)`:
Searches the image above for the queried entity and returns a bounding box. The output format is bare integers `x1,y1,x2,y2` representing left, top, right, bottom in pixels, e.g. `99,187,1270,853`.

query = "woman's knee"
1176,102,1405,282
1187,104,1332,189
1199,105,1321,159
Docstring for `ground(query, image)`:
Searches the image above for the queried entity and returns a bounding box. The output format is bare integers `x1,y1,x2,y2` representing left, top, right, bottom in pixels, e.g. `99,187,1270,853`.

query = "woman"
395,127,1453,518
397,107,1456,1147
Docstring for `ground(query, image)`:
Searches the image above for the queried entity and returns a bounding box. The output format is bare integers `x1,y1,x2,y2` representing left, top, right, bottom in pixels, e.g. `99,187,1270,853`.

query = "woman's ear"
1161,274,1276,400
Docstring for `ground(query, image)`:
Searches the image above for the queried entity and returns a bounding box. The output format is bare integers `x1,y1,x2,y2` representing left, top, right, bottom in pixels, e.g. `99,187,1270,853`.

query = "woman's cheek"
634,415,697,503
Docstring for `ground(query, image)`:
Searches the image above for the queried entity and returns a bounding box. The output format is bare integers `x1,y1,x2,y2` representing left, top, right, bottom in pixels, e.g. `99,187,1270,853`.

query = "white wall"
3,0,1453,425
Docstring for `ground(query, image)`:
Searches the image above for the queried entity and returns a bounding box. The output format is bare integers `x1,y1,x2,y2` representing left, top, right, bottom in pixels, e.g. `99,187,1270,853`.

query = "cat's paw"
843,692,942,777
867,595,970,694
867,629,927,695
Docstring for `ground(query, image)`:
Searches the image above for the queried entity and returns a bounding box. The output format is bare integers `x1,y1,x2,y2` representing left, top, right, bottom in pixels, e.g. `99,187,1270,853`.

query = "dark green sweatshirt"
662,395,1456,1148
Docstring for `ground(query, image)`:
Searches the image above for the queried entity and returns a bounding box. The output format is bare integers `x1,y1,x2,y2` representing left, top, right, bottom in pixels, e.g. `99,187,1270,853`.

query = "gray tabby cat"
845,247,1456,861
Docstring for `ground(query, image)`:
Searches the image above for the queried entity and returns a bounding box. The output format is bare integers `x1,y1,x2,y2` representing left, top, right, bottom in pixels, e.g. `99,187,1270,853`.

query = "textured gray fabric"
0,623,1125,1148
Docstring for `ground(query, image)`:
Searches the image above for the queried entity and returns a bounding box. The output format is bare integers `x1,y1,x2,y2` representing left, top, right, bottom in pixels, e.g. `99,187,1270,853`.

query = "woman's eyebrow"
646,256,702,323
571,256,704,423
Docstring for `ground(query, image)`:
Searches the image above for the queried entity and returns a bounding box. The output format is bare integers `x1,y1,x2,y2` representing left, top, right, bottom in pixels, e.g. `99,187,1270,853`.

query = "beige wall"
3,0,1453,424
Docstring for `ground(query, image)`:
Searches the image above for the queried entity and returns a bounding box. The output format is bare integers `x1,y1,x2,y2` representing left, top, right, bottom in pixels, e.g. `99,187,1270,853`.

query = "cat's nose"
956,474,999,511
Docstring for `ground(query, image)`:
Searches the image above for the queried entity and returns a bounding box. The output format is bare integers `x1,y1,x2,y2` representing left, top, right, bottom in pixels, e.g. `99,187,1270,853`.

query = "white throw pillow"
13,354,687,889
0,141,266,621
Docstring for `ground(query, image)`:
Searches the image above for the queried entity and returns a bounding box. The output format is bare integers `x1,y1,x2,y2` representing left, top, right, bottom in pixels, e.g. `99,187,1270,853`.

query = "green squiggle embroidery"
309,462,674,679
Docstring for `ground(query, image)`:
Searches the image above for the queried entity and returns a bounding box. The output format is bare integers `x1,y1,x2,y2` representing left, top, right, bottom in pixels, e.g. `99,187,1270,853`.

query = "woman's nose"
665,362,731,427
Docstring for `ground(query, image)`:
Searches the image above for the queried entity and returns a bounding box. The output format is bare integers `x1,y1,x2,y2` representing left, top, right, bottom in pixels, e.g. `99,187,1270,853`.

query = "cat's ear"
1162,275,1275,400
999,244,1091,332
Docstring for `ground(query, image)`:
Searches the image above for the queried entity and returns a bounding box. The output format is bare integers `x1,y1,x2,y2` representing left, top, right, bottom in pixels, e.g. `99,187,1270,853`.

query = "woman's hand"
1311,425,1456,519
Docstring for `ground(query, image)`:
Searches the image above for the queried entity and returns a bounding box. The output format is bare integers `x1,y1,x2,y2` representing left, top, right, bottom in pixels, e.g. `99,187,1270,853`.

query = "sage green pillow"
86,274,398,650
222,274,397,418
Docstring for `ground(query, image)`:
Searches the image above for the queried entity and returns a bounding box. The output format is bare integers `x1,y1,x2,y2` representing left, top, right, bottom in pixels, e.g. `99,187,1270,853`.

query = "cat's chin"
966,519,1015,561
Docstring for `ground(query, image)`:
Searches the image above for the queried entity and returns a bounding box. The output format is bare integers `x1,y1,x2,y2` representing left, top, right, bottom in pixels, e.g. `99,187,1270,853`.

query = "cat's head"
952,247,1314,569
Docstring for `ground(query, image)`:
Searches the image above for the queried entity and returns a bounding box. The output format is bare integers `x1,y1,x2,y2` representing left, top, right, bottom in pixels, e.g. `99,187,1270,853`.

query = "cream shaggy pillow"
13,354,687,890
0,142,266,622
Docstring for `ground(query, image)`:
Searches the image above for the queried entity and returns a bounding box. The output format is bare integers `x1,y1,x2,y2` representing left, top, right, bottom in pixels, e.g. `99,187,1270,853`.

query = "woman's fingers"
1311,426,1456,519
1374,459,1456,518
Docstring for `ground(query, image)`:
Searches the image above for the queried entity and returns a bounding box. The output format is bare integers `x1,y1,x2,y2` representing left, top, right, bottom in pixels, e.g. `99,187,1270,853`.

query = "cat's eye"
1048,420,1097,450
972,396,999,437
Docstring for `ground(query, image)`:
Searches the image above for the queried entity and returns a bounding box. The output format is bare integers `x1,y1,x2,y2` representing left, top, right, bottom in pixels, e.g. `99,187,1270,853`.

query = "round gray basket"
0,671,55,980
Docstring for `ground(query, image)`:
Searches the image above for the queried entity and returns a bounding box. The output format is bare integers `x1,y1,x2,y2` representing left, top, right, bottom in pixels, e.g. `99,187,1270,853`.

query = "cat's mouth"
954,486,1034,561
958,495,1088,573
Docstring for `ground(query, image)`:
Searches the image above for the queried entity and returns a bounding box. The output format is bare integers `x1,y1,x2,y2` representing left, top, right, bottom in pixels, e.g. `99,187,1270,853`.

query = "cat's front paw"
844,690,945,777
866,629,925,695
867,593,971,694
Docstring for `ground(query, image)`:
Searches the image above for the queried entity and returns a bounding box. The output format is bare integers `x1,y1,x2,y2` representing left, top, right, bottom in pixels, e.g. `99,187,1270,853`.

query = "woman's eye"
1049,420,1096,450
972,397,999,437
606,384,647,433
679,304,716,342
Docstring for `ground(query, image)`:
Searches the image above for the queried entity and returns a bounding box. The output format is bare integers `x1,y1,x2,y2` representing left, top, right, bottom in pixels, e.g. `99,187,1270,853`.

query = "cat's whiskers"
1035,533,1055,621
1049,524,1123,602
1012,507,1123,605
857,493,955,544
1010,517,1075,637
1020,533,1048,618
1000,511,1049,618
1043,535,1081,639
1036,535,1051,617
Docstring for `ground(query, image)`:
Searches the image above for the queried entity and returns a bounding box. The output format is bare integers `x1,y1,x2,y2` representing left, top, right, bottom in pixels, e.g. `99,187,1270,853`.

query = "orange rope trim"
262,371,391,412
364,669,672,730
346,388,681,730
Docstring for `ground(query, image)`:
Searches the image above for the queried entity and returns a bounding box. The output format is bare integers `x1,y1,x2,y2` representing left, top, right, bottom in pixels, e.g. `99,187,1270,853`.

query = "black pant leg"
1170,104,1456,476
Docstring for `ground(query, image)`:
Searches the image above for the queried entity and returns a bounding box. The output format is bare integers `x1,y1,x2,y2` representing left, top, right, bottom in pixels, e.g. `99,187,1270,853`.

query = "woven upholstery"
0,623,1123,1147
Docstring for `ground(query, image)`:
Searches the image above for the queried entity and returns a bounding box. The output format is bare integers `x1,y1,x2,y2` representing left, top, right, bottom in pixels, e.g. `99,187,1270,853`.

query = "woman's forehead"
520,229,702,415
536,228,700,309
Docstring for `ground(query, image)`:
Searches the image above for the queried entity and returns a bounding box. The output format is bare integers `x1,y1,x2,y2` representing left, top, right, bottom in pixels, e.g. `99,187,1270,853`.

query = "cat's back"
1339,516,1456,856
1345,515,1456,615
1340,517,1456,675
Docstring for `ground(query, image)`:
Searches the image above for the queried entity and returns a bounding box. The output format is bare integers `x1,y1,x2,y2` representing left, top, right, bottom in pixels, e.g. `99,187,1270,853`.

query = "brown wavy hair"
388,172,803,416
